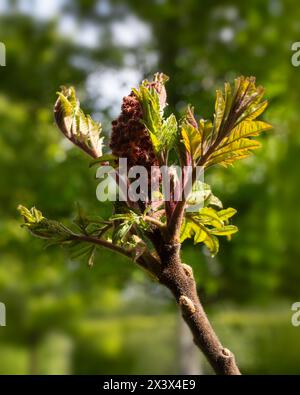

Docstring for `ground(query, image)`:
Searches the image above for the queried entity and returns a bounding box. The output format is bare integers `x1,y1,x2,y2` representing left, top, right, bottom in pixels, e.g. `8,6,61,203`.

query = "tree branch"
71,234,133,259
71,230,242,374
72,233,162,277
167,199,186,243
157,243,240,375
143,215,167,234
167,165,197,243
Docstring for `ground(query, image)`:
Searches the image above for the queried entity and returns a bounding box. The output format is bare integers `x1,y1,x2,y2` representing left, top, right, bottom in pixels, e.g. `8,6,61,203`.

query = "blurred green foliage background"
0,0,300,374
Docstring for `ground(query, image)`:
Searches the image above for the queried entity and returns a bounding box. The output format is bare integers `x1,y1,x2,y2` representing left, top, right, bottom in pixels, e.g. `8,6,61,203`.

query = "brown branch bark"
50,207,240,375
70,198,240,374
63,149,240,374
155,243,241,375
78,230,241,374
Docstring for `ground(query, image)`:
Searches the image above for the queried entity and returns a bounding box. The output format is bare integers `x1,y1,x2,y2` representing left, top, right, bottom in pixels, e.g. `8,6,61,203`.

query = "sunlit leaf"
213,89,225,140
181,123,202,160
133,74,178,158
209,225,238,236
206,138,261,168
217,208,237,221
180,205,238,256
192,76,271,168
54,86,104,158
161,113,178,149
180,216,219,256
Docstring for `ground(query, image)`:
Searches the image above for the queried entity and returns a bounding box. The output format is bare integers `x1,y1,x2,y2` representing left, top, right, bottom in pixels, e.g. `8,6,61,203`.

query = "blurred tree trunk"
178,314,203,375
28,342,38,375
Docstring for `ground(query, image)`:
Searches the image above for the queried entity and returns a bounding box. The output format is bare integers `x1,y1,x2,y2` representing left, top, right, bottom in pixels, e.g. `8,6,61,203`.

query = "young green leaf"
189,76,272,168
132,74,178,159
209,225,238,236
181,123,202,161
212,89,225,141
180,206,238,256
217,208,237,221
112,221,133,245
54,86,104,159
180,216,220,256
206,138,262,168
161,114,178,150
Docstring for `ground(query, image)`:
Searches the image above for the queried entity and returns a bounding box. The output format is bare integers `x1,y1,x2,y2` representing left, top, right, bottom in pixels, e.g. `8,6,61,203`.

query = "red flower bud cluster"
110,92,159,171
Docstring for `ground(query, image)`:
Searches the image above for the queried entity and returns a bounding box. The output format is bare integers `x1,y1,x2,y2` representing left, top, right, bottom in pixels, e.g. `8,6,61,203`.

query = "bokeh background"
0,0,300,374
